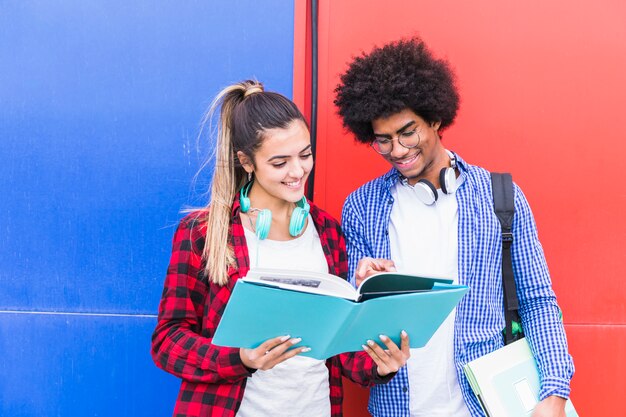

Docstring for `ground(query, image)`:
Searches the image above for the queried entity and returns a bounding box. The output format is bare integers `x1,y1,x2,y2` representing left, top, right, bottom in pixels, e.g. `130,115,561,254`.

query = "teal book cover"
212,275,468,360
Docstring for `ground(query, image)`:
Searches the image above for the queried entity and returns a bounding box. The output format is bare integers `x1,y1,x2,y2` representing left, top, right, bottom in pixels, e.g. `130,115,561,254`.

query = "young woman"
151,80,409,417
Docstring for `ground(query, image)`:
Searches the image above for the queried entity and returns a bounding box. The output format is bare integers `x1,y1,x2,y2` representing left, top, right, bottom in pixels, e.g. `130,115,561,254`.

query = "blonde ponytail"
196,79,304,286
201,80,263,286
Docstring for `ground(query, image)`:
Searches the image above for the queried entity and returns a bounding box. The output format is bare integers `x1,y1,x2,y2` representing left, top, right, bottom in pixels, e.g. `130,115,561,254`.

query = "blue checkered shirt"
341,153,574,416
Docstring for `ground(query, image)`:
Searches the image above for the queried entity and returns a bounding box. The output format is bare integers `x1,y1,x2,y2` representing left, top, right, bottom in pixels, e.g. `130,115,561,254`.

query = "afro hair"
334,37,460,144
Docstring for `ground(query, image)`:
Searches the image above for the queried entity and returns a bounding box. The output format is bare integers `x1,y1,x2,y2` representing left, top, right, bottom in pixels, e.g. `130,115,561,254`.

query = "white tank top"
236,215,331,417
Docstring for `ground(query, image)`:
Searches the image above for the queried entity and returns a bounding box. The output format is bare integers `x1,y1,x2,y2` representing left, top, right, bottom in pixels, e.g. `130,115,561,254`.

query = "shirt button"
403,387,408,393
387,199,393,204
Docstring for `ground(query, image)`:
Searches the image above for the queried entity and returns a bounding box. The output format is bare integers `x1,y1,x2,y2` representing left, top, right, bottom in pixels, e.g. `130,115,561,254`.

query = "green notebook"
464,338,577,417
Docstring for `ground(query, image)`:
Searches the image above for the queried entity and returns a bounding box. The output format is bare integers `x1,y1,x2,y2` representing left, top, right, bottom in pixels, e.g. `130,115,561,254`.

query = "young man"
334,38,574,417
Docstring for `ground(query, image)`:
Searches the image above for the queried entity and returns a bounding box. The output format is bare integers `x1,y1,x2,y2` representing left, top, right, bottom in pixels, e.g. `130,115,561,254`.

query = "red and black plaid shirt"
152,197,390,417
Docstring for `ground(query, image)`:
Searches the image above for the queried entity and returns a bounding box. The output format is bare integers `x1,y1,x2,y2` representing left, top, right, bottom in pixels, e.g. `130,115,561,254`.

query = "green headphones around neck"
239,180,310,240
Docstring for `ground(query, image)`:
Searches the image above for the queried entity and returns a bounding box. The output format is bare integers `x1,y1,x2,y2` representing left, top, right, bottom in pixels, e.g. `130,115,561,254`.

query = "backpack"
490,172,524,345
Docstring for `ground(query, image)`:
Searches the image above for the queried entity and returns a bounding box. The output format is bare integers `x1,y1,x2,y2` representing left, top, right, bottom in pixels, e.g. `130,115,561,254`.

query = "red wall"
295,1,626,415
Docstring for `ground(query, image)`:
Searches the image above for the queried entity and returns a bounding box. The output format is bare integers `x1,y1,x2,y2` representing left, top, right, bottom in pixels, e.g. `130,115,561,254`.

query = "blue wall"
0,1,295,415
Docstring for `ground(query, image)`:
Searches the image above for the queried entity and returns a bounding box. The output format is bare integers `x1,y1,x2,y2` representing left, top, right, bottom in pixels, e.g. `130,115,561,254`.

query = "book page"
243,268,358,300
357,272,453,300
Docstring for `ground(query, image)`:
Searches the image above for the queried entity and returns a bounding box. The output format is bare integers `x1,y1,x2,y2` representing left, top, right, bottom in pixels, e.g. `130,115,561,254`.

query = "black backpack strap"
491,172,523,345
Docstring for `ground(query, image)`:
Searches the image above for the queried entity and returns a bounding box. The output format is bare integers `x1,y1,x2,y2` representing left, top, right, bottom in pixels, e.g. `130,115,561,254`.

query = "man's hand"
531,395,567,417
363,331,410,377
355,257,396,286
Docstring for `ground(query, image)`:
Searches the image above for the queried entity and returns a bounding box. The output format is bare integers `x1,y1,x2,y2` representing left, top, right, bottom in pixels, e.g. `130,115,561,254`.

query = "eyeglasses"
370,126,422,155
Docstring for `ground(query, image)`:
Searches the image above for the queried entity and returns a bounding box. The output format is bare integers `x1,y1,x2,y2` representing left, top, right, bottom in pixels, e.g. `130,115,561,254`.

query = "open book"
242,267,454,301
213,267,468,360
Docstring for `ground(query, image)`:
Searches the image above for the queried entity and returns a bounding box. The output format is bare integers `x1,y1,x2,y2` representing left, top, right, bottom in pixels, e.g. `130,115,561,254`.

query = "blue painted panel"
0,1,295,313
0,312,180,416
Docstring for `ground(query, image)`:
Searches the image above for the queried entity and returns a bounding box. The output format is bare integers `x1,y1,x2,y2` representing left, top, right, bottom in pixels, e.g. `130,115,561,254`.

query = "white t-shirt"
236,215,331,417
389,177,471,417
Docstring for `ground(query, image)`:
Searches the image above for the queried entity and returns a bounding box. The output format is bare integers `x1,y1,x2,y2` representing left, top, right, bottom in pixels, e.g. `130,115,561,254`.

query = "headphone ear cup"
289,197,310,237
414,179,438,205
240,195,250,213
439,167,457,195
255,209,272,240
239,181,252,213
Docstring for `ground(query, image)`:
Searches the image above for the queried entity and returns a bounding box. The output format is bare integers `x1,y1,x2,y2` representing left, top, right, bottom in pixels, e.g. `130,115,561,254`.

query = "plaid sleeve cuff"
219,347,255,379
199,346,255,381
539,375,571,400
371,365,397,385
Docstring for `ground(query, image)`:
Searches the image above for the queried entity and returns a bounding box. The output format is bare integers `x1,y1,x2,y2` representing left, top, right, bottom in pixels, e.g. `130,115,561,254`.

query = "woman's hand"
363,331,410,377
239,335,309,371
355,257,396,286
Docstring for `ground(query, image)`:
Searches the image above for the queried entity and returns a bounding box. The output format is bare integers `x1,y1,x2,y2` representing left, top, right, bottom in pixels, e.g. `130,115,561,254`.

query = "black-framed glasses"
370,126,422,155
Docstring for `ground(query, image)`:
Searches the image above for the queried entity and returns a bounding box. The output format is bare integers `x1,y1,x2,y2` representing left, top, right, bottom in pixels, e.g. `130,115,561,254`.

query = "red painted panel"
342,378,371,417
314,0,626,324
292,0,310,121
566,325,626,416
297,0,626,414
